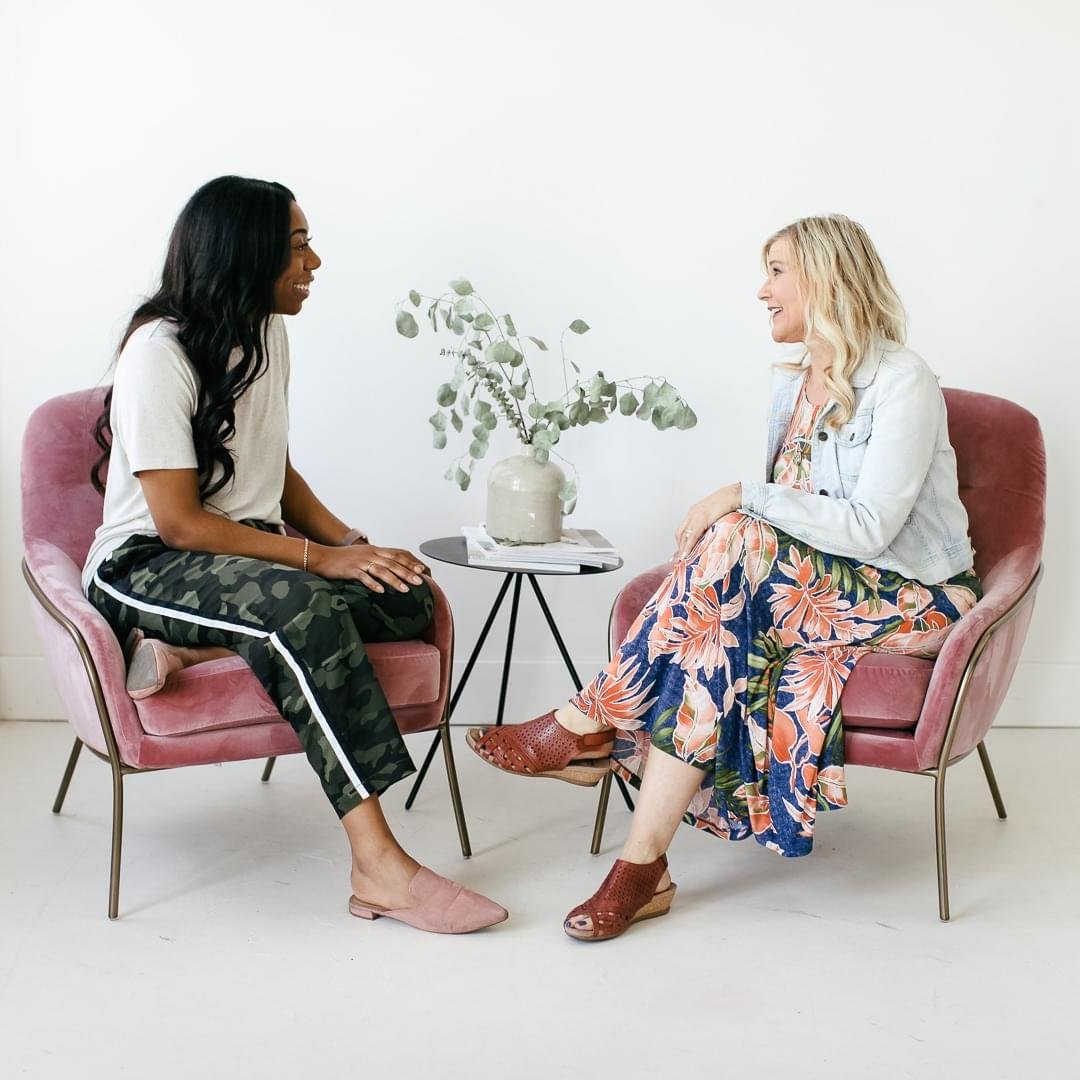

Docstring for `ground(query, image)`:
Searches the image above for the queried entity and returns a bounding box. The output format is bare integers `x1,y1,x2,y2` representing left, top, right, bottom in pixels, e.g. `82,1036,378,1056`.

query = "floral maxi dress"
570,385,981,857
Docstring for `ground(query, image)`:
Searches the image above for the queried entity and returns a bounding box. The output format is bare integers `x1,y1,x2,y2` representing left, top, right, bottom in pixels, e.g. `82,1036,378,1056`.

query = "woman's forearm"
281,459,354,546
163,509,312,567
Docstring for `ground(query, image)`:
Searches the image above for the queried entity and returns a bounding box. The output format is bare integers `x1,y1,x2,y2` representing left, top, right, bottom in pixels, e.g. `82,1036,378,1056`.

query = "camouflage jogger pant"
87,531,432,818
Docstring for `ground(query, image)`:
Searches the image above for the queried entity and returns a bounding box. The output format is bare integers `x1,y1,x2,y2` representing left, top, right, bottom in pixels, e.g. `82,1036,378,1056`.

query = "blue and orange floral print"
570,384,980,856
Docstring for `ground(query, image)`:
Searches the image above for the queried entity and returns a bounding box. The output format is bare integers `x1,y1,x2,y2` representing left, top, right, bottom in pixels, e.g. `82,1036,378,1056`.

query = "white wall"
2,0,1076,724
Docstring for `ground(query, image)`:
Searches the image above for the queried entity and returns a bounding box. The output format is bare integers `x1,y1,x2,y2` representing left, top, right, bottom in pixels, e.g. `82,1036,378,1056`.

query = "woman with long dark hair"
84,176,506,934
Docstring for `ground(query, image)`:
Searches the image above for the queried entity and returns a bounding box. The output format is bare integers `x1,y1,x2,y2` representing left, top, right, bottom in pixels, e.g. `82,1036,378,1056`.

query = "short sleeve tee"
82,315,291,592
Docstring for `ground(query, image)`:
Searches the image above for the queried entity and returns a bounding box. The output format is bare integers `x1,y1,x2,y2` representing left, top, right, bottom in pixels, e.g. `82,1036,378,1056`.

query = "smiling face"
272,202,322,315
757,236,806,344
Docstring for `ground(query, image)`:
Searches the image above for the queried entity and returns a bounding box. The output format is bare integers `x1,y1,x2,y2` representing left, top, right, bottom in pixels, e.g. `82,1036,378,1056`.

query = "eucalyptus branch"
396,278,698,493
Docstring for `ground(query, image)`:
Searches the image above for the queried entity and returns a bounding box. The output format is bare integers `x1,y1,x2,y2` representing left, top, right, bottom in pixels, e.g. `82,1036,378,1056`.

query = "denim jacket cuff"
740,479,766,517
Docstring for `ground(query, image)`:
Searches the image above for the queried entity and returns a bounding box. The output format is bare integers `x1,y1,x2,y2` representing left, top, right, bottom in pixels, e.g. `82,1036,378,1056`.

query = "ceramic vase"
486,445,565,543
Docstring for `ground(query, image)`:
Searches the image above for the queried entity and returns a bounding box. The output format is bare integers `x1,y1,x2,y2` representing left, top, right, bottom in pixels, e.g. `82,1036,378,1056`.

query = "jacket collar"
850,338,888,388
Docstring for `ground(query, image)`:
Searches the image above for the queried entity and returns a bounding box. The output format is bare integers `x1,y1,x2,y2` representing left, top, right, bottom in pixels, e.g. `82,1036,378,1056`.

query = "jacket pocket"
835,411,873,480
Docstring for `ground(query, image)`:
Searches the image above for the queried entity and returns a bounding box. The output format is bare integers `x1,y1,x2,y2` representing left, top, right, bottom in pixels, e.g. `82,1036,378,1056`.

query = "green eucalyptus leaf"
527,402,544,419
601,381,617,398
661,402,682,427
409,289,421,308
453,297,474,316
483,411,498,430
450,363,465,391
469,439,488,459
461,395,471,416
474,399,493,419
564,497,577,515
436,383,457,407
451,317,466,336
509,383,526,400
651,407,670,431
472,423,489,442
568,319,590,334
570,360,581,375
533,429,553,450
642,381,660,408
473,313,495,331
456,466,471,490
450,279,474,296
450,409,463,433
444,466,455,481
588,405,608,423
527,336,548,351
428,304,439,332
432,429,448,449
657,381,678,407
488,340,519,364
553,411,570,430
675,404,698,430
396,311,419,338
470,338,484,349
429,411,447,431
502,313,518,337
533,447,550,465
619,391,639,415
559,480,577,502
569,401,588,425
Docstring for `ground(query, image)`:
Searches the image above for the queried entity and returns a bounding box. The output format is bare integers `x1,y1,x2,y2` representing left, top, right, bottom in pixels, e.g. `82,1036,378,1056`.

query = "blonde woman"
468,215,981,940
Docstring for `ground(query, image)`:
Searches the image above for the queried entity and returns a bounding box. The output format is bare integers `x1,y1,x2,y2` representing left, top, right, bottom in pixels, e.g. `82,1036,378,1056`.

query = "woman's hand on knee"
674,484,742,558
309,544,429,593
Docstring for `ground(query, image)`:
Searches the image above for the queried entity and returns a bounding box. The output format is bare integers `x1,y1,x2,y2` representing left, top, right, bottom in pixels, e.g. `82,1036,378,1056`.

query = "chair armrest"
914,545,1042,767
22,539,141,760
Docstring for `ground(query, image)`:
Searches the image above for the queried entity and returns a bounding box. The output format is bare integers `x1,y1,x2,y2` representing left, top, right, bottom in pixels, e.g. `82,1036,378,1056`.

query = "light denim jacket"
739,340,975,585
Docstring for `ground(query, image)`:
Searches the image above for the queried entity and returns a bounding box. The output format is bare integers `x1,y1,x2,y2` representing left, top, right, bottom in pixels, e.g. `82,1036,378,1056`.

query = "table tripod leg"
405,572,514,811
495,575,523,726
528,575,635,813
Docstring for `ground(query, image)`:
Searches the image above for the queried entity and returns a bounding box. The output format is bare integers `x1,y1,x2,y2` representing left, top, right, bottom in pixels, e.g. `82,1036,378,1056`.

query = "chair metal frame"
589,563,1042,921
24,558,472,921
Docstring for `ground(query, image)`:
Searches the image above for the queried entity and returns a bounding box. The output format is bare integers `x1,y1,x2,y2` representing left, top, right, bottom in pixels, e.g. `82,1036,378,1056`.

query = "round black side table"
404,536,634,815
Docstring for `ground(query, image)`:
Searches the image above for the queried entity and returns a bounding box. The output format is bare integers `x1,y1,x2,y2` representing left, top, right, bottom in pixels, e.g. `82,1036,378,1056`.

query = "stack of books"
461,525,620,573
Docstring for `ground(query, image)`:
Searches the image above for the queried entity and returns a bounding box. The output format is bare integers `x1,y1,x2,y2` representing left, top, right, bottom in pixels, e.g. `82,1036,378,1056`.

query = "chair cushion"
838,652,935,731
134,640,441,738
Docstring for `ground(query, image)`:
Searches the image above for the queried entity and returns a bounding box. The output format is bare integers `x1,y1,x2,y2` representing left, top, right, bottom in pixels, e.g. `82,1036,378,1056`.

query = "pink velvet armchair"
591,388,1045,921
21,388,471,920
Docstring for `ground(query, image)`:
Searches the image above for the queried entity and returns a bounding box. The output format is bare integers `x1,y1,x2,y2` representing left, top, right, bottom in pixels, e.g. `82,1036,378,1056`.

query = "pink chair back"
905,390,1045,767
945,387,1046,585
22,388,108,565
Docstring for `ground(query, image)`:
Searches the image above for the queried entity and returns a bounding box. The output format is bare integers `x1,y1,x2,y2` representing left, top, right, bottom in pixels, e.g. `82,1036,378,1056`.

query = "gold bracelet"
303,537,310,572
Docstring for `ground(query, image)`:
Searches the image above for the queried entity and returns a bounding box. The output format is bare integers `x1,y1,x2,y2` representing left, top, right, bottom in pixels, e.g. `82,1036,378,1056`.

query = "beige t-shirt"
82,315,291,593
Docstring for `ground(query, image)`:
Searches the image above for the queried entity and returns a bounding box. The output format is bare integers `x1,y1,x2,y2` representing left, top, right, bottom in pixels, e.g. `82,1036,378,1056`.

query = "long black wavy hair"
92,175,296,498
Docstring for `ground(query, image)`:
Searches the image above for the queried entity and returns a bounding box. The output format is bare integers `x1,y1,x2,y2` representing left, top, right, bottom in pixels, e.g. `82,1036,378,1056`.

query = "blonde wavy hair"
763,214,906,427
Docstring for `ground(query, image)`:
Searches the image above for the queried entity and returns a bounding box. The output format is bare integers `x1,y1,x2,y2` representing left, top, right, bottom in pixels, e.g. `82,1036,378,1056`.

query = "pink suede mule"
124,628,173,700
348,867,508,934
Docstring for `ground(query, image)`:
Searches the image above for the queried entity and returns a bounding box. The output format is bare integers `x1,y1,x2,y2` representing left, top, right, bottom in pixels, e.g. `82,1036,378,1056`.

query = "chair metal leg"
52,737,84,814
933,768,950,922
108,765,125,921
440,722,472,858
976,740,1007,819
404,732,442,810
590,771,613,854
261,757,277,783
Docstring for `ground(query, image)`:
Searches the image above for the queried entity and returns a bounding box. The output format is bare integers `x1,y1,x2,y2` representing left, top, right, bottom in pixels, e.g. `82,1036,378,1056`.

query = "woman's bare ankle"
553,704,608,737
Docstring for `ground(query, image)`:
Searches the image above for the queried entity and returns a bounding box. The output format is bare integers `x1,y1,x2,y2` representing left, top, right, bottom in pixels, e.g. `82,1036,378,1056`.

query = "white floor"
0,721,1077,1079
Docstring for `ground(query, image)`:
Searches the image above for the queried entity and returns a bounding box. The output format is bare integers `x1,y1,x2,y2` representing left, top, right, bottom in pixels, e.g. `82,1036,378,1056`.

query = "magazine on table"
461,525,620,572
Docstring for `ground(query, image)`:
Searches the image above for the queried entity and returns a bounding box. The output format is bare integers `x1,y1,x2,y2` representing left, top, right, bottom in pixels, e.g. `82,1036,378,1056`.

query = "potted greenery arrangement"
395,278,698,543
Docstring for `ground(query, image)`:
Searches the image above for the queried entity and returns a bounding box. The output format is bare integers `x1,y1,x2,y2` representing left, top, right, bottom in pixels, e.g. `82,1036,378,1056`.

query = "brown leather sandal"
563,854,677,941
466,710,614,787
